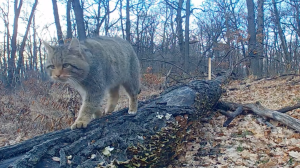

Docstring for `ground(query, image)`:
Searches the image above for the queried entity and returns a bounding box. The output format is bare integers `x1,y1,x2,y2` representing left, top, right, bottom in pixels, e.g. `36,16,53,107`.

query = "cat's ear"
68,38,86,60
43,41,54,53
68,38,81,51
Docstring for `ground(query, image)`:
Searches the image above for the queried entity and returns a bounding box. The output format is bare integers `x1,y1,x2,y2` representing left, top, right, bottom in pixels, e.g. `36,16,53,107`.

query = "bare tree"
272,0,290,69
176,0,184,63
0,1,10,81
72,0,86,40
290,0,300,37
246,0,259,76
32,14,38,71
120,0,125,39
126,0,130,41
15,0,38,81
38,39,44,74
66,0,72,39
257,0,264,76
7,0,23,87
91,0,120,36
184,0,190,72
52,0,64,45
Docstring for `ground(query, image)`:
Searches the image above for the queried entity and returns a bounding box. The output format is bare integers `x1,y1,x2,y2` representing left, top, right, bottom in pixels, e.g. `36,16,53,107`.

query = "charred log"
0,78,224,168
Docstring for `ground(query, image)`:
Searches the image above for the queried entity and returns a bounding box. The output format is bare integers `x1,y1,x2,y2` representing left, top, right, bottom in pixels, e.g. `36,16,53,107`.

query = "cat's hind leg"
104,85,120,114
123,83,139,114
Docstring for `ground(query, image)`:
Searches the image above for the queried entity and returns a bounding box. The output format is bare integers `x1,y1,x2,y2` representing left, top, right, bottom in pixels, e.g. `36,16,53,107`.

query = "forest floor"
174,75,300,168
1,74,300,167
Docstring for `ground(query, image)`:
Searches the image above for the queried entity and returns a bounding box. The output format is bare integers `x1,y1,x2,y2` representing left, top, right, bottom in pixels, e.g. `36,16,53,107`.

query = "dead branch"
216,101,300,132
276,102,300,113
245,102,300,132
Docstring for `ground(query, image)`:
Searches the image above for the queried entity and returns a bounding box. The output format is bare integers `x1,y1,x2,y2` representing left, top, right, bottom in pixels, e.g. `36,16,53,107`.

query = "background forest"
1,0,300,88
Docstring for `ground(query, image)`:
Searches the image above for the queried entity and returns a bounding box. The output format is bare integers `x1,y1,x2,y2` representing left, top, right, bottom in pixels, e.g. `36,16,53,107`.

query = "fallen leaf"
289,151,300,161
52,157,60,162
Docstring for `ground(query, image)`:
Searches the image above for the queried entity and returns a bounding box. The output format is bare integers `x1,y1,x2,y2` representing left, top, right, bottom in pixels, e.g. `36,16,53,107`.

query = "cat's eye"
47,65,55,69
62,63,71,69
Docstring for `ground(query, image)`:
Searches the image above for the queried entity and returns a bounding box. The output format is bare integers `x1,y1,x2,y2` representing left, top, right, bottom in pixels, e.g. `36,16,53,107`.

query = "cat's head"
43,38,90,83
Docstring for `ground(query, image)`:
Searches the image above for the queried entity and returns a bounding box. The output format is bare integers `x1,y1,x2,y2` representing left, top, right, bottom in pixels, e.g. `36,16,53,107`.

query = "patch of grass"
236,146,244,152
288,157,294,165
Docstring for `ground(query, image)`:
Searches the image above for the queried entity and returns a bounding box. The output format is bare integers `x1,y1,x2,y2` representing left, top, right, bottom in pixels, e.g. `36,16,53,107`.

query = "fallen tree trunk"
0,76,225,168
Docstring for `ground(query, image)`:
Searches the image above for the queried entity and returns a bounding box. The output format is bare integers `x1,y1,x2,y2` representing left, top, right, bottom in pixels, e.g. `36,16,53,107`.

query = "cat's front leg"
71,101,100,129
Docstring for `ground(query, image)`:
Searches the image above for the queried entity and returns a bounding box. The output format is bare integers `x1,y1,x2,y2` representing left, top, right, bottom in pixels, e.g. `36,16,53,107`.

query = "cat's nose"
55,74,61,77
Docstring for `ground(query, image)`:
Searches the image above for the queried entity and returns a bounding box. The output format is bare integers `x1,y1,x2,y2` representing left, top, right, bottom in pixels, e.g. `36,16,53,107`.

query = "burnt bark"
0,77,225,167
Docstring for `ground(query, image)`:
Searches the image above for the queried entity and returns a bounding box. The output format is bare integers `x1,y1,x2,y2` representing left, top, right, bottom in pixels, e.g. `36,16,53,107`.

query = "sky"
1,0,204,41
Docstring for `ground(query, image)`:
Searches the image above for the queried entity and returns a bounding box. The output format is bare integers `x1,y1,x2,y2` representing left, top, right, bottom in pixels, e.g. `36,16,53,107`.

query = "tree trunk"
272,0,290,69
176,0,184,65
38,39,44,75
15,0,38,82
66,0,72,40
291,0,300,38
2,19,8,82
126,0,130,42
32,14,37,71
2,25,6,76
94,2,106,36
72,0,86,40
246,0,258,76
7,0,23,87
257,0,264,77
104,0,110,35
0,1,9,83
0,73,231,167
184,0,190,72
120,0,125,39
52,0,64,45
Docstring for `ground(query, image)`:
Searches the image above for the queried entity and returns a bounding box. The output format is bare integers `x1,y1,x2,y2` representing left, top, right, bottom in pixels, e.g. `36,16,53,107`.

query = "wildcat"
43,36,141,129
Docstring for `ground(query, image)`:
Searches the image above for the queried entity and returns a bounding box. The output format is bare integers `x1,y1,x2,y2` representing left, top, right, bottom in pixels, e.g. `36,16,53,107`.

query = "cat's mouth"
52,75,69,82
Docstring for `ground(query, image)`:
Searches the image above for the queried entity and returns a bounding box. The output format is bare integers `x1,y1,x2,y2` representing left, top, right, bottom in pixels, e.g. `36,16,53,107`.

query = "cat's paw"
128,110,137,115
71,120,89,129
